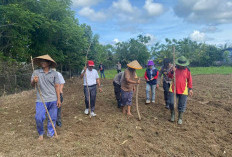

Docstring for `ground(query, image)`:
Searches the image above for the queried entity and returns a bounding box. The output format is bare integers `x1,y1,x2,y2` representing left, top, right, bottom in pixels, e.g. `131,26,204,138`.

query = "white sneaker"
90,112,97,117
152,100,155,103
146,100,150,104
84,109,89,115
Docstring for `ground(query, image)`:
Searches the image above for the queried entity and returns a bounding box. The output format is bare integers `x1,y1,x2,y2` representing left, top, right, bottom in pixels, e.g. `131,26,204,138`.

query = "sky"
71,0,232,46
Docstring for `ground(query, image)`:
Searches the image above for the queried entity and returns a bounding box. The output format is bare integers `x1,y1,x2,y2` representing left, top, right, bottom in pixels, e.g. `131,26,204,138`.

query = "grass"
100,66,232,79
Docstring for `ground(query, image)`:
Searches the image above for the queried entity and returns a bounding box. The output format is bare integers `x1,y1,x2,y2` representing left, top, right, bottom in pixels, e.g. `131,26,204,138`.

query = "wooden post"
136,79,141,121
172,46,177,113
84,43,92,118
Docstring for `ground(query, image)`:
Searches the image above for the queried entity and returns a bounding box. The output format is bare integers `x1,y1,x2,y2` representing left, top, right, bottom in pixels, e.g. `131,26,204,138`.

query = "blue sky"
71,0,232,46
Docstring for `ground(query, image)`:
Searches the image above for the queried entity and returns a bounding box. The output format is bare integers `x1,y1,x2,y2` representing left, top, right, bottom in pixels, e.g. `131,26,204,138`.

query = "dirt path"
0,74,232,157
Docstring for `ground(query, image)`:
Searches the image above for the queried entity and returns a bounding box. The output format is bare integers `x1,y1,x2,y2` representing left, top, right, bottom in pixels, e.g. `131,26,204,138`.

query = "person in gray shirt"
113,71,124,108
31,55,61,141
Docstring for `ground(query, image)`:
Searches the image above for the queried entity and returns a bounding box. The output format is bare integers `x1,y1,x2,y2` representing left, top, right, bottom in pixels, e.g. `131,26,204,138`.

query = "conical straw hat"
33,54,57,68
127,60,142,69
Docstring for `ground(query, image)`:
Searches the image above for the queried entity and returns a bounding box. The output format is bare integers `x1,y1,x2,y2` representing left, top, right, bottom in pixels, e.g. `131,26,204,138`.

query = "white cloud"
174,0,232,24
113,38,120,43
72,0,103,8
78,7,107,21
112,0,135,13
144,0,163,16
190,30,206,42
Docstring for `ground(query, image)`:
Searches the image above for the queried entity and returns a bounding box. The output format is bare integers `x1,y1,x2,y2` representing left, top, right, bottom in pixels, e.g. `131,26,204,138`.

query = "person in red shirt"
168,56,193,125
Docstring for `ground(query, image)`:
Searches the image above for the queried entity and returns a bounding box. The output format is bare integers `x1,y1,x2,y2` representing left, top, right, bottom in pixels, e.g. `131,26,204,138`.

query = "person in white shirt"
80,60,102,116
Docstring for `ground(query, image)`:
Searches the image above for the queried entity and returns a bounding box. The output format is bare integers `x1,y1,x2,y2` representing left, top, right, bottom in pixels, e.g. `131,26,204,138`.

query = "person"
116,62,122,73
31,54,61,141
56,70,65,127
168,56,193,125
113,71,124,108
99,63,105,79
144,60,159,104
157,58,173,109
81,60,102,116
121,60,141,116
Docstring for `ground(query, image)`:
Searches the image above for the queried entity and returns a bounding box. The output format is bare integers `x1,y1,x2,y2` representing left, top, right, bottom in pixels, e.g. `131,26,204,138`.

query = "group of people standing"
31,54,192,141
113,56,193,125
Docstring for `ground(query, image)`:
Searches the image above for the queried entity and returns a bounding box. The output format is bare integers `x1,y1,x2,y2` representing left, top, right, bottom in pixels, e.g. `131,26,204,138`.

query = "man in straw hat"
81,60,102,117
120,60,142,116
31,54,61,140
144,60,159,104
168,56,193,125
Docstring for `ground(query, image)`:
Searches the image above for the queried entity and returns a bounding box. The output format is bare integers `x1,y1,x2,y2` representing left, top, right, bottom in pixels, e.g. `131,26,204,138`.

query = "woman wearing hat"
168,56,193,125
31,55,61,140
81,60,102,117
144,60,159,104
120,60,142,116
157,58,173,109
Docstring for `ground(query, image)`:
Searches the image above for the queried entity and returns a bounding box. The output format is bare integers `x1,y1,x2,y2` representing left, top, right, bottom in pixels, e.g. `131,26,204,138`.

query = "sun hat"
33,54,57,68
127,60,142,69
175,56,190,66
147,60,154,66
88,60,95,67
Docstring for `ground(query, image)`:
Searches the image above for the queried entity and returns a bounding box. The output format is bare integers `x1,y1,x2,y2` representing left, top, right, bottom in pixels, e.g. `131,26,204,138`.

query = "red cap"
88,60,95,66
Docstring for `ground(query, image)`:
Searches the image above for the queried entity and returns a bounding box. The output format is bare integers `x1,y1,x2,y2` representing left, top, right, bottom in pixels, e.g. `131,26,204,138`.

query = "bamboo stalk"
135,79,141,121
172,46,177,113
31,56,58,138
84,43,92,118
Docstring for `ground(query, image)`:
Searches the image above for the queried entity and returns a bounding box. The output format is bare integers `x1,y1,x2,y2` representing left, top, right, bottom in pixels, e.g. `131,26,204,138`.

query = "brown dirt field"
0,74,232,157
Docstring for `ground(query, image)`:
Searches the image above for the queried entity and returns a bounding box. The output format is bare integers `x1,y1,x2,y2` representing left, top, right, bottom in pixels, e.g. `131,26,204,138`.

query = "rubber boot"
178,111,183,125
170,110,175,122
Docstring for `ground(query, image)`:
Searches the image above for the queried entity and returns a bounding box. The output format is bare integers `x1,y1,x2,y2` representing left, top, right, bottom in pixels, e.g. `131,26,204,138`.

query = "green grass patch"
101,66,232,79
190,66,232,75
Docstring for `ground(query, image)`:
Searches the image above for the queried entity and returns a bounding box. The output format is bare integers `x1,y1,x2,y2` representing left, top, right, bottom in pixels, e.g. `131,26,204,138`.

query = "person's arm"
80,67,87,79
60,84,64,93
54,72,61,107
144,71,149,81
157,67,163,85
31,76,38,87
31,71,38,87
187,68,193,97
96,78,102,92
55,84,61,107
125,77,140,84
168,67,176,79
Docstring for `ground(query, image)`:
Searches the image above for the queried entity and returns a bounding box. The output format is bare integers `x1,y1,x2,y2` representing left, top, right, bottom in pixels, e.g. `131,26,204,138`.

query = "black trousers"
84,85,97,112
163,81,170,105
113,81,121,104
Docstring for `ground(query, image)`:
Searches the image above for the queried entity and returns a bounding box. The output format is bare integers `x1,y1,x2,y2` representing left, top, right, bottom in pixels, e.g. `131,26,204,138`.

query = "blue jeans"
100,71,105,78
35,101,57,136
168,92,188,112
146,83,156,101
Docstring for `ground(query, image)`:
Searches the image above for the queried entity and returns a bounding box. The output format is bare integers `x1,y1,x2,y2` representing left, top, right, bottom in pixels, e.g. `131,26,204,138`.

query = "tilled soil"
0,74,232,157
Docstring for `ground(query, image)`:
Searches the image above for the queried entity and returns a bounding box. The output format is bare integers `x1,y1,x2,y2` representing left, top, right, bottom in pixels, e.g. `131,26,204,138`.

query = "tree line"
1,0,231,76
